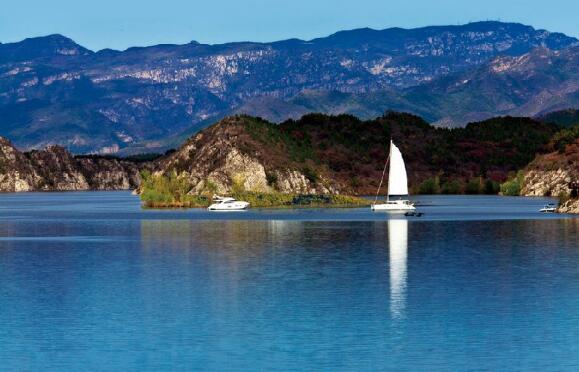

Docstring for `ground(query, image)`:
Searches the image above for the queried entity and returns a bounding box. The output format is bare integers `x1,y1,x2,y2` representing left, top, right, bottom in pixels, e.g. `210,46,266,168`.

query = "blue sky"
1,0,578,51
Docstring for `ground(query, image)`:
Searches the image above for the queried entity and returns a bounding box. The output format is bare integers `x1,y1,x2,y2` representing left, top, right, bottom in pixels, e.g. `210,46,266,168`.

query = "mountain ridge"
1,21,578,153
6,21,573,53
238,46,579,127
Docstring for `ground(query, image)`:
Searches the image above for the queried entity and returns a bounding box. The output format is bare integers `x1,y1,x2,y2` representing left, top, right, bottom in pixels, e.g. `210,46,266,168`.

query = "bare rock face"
27,146,90,190
0,137,40,192
0,137,143,192
274,170,313,194
75,157,141,190
205,148,272,193
558,198,579,213
521,169,573,196
521,137,578,213
1,172,34,192
521,138,578,199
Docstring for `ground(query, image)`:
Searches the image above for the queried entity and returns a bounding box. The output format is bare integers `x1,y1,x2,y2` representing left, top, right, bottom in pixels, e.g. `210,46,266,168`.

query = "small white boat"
371,140,416,212
539,203,557,213
208,196,250,211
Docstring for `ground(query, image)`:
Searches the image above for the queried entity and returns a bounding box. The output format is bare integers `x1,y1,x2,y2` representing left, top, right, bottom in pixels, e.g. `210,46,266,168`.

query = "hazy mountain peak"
0,34,92,62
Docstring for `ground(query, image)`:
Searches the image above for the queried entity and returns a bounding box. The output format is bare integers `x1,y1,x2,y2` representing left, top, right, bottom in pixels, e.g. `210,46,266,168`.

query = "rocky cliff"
521,128,578,197
522,168,574,197
520,125,579,213
558,198,579,213
0,137,142,192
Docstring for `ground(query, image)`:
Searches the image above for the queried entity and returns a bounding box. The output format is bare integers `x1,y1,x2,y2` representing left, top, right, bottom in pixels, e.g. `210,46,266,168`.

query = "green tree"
500,171,525,196
465,177,482,194
484,179,500,195
441,179,462,194
418,177,440,194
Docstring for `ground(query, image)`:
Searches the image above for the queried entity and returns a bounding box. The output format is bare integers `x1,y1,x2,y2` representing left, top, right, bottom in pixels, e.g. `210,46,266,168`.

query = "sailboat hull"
372,200,416,212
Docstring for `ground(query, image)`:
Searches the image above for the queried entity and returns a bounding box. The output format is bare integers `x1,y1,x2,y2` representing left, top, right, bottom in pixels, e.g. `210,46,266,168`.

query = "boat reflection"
388,219,408,319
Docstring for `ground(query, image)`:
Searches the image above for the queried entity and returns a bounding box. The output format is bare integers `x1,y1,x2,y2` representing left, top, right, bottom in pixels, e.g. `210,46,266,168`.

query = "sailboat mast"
373,140,391,206
386,140,392,203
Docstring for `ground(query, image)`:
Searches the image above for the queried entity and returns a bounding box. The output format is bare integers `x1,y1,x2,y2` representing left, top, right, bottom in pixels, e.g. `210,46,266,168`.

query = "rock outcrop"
521,169,574,196
558,198,579,213
0,137,142,192
157,116,339,195
521,136,578,198
520,127,579,213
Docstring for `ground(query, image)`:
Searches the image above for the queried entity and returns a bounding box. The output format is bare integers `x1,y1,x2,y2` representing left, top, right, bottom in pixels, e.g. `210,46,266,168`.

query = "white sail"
388,141,409,196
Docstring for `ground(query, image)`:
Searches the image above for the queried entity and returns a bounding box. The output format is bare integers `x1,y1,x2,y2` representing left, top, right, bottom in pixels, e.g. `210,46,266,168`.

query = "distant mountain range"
248,46,579,126
1,21,578,153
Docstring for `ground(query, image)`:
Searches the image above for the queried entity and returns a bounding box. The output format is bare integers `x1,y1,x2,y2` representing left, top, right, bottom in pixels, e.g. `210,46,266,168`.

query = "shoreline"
0,189,573,213
141,193,372,209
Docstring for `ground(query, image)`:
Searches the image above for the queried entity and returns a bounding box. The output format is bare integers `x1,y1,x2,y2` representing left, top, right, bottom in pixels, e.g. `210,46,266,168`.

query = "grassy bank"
139,172,370,208
142,192,370,209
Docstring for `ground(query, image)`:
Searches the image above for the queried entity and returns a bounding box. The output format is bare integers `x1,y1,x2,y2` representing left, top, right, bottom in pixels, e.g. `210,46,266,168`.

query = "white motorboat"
371,140,416,212
539,203,557,213
208,196,250,211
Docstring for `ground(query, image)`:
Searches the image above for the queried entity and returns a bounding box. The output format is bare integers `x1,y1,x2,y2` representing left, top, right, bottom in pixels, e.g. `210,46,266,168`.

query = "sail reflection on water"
388,218,408,319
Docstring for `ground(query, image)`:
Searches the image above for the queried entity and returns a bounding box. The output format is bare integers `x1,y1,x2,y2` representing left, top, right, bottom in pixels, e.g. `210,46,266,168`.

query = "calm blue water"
1,192,578,371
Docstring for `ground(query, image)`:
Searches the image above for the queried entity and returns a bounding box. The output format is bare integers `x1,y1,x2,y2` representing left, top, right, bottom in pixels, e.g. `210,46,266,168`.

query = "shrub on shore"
465,177,483,194
229,192,369,208
440,179,462,194
140,170,210,208
500,171,525,196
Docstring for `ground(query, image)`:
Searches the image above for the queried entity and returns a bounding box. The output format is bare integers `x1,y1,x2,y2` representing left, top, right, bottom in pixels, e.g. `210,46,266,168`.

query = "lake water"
1,192,578,371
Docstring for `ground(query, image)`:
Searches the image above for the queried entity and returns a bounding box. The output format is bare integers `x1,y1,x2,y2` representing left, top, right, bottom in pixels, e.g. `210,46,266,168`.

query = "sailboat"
371,140,416,212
